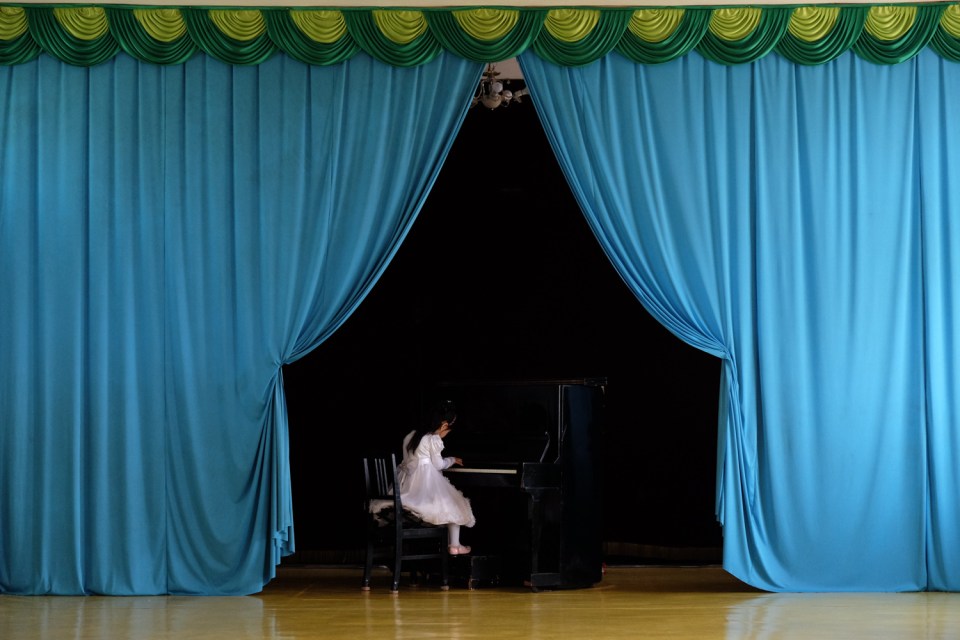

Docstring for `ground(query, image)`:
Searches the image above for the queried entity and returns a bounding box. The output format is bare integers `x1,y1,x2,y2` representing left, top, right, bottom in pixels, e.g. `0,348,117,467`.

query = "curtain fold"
917,53,960,591
520,48,959,591
0,51,482,595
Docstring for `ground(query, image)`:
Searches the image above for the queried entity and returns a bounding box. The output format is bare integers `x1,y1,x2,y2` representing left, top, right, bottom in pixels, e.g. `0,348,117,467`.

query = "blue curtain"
0,52,481,595
520,48,960,592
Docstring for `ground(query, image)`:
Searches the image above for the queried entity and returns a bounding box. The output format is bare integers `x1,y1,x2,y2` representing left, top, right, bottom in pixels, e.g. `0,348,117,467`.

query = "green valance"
1,4,960,66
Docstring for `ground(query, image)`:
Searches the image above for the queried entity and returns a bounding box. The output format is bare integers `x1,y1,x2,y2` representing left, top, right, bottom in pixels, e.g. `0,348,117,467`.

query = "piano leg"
525,487,563,591
528,491,543,582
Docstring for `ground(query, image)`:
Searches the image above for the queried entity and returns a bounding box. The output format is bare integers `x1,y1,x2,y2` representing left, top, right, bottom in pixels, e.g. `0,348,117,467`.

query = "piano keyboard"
446,467,518,475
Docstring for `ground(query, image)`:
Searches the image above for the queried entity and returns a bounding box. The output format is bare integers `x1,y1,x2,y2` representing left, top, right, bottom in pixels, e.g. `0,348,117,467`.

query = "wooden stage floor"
3,564,960,639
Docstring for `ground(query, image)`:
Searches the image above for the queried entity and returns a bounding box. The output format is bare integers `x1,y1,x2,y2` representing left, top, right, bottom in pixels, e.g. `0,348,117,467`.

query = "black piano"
430,378,606,590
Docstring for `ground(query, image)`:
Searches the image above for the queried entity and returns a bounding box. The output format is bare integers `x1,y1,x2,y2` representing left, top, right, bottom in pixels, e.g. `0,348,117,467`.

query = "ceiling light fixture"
472,64,529,110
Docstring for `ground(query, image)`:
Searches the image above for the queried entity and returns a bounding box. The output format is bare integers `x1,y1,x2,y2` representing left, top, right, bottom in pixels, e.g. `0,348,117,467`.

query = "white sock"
448,524,461,547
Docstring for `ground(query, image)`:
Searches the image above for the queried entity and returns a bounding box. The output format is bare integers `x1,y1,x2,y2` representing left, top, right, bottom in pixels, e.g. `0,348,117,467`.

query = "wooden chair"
361,453,449,592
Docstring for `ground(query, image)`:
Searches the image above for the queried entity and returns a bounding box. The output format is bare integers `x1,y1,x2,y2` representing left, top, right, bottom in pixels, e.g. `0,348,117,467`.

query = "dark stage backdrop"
282,96,722,564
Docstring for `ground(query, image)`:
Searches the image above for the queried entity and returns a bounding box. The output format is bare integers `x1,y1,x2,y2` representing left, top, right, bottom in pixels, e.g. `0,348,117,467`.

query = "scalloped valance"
1,4,960,66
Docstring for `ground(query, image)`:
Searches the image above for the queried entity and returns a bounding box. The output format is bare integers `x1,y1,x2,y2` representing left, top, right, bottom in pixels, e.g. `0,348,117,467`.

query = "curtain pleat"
696,8,792,65
106,8,197,65
182,8,276,65
917,52,960,591
26,6,119,66
853,4,945,64
262,9,359,66
775,7,867,65
425,8,545,62
0,30,40,64
0,50,482,595
532,9,632,66
615,9,711,64
343,9,441,67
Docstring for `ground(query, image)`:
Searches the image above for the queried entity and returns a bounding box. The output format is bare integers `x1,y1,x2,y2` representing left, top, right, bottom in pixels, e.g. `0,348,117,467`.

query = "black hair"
431,400,458,428
406,400,458,453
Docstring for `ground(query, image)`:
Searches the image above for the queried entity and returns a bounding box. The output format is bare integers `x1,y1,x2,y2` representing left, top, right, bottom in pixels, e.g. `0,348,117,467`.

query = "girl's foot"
448,545,472,555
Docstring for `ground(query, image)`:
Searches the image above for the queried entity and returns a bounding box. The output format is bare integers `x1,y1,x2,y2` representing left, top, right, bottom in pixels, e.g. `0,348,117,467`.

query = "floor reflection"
1,594,267,640
3,566,959,640
725,592,960,639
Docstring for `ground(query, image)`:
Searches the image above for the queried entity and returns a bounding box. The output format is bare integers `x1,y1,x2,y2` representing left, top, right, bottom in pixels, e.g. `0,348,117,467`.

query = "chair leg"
362,536,374,591
392,532,402,592
439,527,450,590
391,565,401,593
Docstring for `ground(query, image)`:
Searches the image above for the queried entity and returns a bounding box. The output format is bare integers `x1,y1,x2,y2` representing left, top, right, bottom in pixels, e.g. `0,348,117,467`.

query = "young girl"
398,401,475,555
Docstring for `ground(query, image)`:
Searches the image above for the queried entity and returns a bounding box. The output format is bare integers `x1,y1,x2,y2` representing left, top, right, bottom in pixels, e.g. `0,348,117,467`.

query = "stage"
3,565,959,639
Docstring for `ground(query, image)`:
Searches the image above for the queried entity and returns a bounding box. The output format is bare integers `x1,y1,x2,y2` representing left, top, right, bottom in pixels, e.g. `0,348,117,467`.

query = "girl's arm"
428,435,456,470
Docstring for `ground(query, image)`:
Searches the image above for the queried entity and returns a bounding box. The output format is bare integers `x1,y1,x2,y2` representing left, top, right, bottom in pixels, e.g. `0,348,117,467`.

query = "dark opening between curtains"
281,99,723,566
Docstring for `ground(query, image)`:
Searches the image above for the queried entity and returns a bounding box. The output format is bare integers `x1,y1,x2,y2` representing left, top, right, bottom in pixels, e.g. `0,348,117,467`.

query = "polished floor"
4,564,960,639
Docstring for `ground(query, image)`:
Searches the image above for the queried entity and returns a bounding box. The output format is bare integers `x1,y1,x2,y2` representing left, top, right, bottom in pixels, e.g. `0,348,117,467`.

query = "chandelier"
472,64,529,110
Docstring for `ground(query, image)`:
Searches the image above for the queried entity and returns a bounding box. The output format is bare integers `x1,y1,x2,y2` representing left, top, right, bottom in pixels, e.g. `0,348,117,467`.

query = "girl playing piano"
398,400,475,555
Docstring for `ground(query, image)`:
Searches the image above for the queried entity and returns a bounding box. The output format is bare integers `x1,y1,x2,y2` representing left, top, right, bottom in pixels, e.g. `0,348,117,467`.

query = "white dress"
397,431,476,527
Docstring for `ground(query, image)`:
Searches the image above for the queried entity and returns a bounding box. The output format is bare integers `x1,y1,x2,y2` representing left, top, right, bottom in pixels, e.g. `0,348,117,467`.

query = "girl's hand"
453,457,463,466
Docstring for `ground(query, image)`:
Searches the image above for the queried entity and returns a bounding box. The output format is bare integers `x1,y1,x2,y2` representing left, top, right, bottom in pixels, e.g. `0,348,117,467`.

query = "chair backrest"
363,453,403,512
